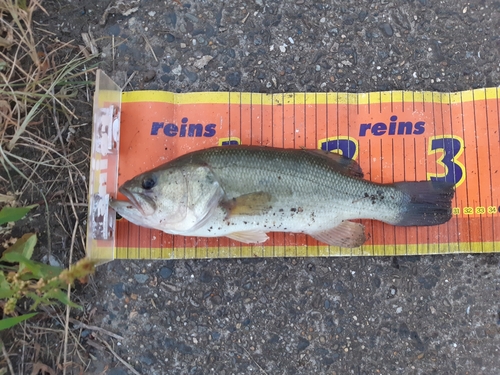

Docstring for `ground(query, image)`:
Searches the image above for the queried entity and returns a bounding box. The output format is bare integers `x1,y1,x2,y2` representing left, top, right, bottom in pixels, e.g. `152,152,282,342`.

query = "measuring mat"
87,71,500,260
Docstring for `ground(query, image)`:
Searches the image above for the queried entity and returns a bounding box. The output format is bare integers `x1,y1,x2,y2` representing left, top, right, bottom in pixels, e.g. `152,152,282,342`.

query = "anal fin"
310,221,366,248
226,230,269,244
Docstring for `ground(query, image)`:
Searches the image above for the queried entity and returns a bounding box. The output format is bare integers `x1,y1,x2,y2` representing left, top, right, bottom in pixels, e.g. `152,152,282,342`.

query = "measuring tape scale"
88,81,500,260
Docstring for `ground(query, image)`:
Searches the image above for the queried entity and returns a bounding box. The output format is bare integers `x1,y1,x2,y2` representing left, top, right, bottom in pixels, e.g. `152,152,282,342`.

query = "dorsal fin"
304,149,364,178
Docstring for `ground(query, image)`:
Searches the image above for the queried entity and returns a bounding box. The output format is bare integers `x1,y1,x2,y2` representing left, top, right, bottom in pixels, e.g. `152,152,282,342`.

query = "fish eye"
142,175,157,190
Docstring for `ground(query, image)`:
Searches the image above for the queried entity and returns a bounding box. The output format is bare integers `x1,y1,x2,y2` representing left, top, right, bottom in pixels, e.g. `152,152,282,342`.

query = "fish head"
111,164,225,233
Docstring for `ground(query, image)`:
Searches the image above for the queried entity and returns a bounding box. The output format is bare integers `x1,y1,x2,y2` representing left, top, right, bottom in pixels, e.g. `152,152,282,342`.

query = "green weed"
0,205,96,329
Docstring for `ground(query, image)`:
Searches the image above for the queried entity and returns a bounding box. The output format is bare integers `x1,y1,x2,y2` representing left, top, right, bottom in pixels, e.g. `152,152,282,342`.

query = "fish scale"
184,147,402,225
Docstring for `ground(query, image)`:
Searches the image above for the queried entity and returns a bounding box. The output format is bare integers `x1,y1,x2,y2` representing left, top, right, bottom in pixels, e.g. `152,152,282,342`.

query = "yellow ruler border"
122,88,499,105
115,241,499,259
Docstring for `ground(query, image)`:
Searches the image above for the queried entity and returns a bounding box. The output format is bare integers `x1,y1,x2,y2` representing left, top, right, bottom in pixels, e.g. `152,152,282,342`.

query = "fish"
109,146,455,248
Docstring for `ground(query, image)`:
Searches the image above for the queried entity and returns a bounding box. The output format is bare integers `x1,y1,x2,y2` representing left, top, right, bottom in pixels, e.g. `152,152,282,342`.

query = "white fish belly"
174,200,371,238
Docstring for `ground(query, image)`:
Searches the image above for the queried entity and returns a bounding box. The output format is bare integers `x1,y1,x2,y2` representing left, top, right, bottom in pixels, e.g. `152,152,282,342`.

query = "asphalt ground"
36,1,500,374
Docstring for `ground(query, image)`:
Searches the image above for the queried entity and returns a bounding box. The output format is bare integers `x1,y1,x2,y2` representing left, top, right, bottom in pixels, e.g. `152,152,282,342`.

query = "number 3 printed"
427,135,466,187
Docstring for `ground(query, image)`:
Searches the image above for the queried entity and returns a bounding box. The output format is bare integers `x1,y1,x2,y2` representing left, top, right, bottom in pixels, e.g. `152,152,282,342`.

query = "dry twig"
0,337,15,375
68,318,124,341
98,338,142,375
62,194,79,375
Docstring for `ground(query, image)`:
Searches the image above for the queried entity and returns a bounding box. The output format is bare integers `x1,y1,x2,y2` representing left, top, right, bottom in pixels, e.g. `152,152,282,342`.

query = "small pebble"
159,267,173,279
182,67,198,83
139,354,155,365
297,337,310,352
200,270,213,283
161,74,174,83
107,369,127,375
379,22,394,37
143,69,156,82
193,55,213,69
358,10,368,22
185,13,199,23
134,274,149,284
42,254,61,267
81,329,91,338
113,283,125,298
226,71,242,87
107,24,120,36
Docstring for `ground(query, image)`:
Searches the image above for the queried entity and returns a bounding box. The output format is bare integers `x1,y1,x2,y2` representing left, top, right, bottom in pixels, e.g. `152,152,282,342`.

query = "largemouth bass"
110,146,455,248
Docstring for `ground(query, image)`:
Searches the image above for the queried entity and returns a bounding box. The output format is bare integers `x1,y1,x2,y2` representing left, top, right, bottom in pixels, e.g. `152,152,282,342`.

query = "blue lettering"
359,123,371,136
389,115,397,135
397,121,413,135
151,122,164,135
359,116,426,137
204,124,216,137
180,124,187,137
164,123,178,136
372,122,387,136
414,121,425,135
151,119,217,137
188,124,203,137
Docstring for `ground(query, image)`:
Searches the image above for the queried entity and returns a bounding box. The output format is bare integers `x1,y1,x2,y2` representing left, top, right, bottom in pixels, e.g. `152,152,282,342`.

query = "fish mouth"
118,186,156,216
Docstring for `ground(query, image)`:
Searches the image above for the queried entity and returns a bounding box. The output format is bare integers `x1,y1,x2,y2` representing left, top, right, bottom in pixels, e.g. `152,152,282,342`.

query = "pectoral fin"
223,192,272,217
226,230,269,244
310,221,366,248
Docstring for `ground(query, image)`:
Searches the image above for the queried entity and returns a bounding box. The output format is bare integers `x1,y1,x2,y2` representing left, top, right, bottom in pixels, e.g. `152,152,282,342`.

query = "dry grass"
0,1,107,374
0,0,95,247
0,0,94,181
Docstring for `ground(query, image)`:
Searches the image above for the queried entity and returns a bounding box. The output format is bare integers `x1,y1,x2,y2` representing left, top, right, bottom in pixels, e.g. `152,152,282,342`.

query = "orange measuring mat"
109,89,500,260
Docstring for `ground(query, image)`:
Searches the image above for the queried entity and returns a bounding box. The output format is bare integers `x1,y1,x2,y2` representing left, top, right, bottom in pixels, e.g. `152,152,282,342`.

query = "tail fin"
392,181,455,226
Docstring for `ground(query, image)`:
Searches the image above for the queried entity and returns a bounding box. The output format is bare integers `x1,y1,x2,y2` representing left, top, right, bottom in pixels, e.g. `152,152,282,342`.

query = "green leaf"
18,0,28,11
0,313,37,331
25,292,42,309
47,290,81,309
0,272,13,299
0,282,14,299
1,253,62,279
2,233,37,265
0,290,14,298
0,205,37,226
0,285,13,298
